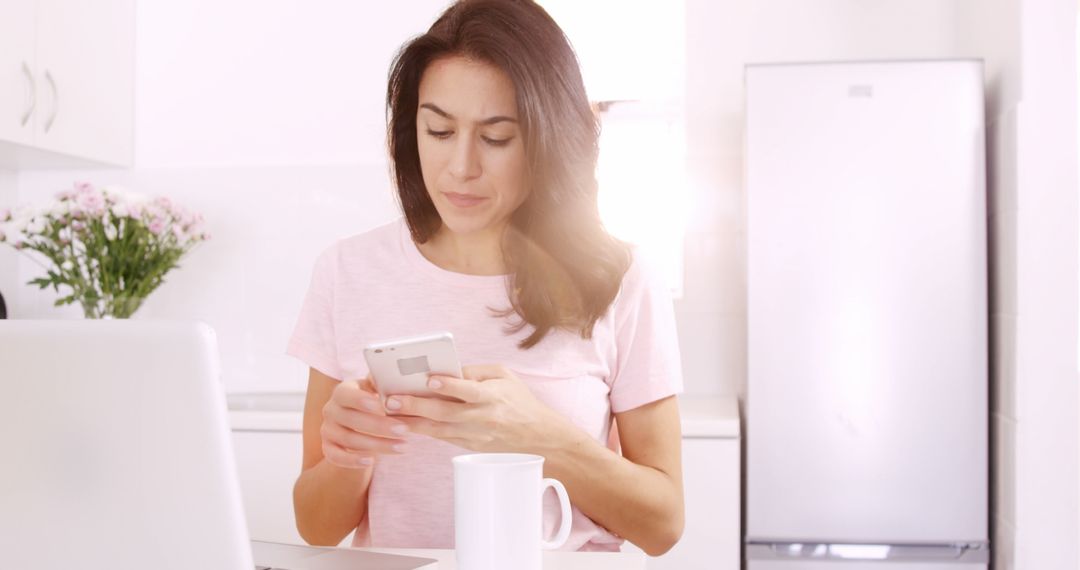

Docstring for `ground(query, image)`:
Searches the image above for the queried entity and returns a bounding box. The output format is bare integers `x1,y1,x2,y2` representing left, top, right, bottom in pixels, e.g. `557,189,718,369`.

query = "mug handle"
540,477,572,550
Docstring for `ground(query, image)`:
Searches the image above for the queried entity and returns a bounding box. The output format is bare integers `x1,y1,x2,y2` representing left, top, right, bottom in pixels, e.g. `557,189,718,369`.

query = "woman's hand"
384,365,573,454
320,376,411,468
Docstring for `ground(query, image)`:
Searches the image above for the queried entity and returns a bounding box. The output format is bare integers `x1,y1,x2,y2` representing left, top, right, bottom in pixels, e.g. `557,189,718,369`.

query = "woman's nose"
448,137,482,181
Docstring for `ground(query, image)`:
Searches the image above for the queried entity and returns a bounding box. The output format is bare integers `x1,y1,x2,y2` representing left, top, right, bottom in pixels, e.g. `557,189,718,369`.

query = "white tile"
677,230,744,315
673,311,746,397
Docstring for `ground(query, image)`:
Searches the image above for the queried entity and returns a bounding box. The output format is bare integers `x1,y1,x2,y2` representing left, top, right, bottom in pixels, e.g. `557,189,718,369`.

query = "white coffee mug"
453,453,572,570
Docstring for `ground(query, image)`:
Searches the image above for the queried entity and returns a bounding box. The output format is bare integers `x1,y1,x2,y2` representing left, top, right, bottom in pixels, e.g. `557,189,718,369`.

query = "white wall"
8,1,961,398
681,0,958,396
954,0,1080,568
1011,0,1079,567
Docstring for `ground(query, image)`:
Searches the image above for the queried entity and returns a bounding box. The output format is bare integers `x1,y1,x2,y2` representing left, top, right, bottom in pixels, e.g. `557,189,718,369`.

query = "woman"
288,0,684,555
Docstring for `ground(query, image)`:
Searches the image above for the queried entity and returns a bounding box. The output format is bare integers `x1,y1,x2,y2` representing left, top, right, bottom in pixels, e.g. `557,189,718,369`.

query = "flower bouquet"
0,181,210,319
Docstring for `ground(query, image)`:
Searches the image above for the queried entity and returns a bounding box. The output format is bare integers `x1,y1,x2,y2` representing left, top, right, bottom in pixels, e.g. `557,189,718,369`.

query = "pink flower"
54,190,73,201
13,240,25,250
75,189,105,214
148,218,166,236
74,181,95,194
171,225,185,240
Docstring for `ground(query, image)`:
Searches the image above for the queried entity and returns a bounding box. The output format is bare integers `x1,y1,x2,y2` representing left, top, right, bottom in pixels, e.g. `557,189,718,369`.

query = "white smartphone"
362,331,463,401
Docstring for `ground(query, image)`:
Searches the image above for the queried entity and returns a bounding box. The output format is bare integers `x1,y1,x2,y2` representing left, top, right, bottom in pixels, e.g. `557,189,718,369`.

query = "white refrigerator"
744,60,990,569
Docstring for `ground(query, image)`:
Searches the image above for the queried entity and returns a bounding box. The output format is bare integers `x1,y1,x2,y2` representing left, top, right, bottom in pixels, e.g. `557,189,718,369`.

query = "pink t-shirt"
286,217,683,551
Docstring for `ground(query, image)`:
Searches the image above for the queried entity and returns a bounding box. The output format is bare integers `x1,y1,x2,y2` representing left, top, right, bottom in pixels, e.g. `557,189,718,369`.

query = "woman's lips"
443,192,487,208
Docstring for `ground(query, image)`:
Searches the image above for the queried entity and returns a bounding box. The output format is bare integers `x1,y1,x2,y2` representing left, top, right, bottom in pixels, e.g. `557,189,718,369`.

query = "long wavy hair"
387,0,631,349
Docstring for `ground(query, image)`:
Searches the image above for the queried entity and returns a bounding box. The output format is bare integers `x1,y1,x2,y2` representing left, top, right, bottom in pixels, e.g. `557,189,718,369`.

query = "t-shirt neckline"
398,218,510,289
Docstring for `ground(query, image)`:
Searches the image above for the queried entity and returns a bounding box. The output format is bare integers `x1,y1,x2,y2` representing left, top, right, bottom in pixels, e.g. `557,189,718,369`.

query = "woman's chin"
436,210,497,236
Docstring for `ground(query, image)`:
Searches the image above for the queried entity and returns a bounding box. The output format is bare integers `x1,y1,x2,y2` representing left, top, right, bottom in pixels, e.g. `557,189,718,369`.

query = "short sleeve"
608,247,685,413
286,243,345,380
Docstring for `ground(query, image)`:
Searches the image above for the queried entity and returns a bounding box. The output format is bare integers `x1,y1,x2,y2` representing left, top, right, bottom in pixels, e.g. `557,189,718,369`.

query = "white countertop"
364,547,644,570
228,393,740,439
254,541,646,570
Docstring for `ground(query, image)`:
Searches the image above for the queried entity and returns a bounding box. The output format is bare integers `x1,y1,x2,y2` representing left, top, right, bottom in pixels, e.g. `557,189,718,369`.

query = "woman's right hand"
320,376,408,469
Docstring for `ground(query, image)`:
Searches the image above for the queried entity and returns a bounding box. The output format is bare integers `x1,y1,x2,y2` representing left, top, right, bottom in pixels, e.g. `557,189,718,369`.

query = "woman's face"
416,56,529,237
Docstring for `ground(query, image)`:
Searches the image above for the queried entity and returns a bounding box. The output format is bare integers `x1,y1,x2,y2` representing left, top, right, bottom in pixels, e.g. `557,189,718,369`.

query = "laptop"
0,320,435,570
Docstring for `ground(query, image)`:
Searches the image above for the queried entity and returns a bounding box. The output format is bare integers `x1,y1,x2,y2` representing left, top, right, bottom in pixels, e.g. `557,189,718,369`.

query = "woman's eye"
483,137,512,147
426,129,452,140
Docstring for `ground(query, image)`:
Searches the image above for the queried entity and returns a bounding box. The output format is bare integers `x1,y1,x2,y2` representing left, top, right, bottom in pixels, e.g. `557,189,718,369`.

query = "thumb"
357,374,377,394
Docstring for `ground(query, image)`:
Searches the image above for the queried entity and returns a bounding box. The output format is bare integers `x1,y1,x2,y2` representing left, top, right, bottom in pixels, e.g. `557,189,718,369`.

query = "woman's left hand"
384,364,571,453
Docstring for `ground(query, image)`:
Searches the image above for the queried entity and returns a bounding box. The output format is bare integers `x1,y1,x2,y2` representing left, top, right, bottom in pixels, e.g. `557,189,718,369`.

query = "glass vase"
80,293,146,319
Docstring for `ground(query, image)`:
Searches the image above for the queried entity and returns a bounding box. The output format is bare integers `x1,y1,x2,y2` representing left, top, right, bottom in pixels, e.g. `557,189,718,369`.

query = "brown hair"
387,0,631,349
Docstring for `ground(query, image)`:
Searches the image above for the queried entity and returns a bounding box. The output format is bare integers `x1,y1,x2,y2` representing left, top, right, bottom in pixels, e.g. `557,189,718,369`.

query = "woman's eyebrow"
419,102,517,125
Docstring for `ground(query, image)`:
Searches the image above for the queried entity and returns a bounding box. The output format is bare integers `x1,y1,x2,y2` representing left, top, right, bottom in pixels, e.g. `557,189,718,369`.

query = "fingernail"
428,378,443,389
391,423,409,435
385,397,401,410
361,399,380,412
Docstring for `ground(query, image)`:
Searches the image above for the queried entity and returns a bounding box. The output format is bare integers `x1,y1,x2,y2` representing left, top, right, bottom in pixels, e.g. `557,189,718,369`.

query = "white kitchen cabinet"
0,0,134,168
230,429,354,548
227,395,740,564
653,438,741,570
0,0,37,149
620,398,742,570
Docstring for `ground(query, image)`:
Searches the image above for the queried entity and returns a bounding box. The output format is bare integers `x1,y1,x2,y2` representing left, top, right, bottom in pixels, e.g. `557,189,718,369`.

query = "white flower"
26,218,46,235
49,201,71,219
13,212,32,233
61,260,74,271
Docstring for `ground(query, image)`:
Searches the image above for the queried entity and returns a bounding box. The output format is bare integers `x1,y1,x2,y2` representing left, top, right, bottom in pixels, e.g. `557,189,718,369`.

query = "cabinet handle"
44,70,58,133
20,61,36,127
